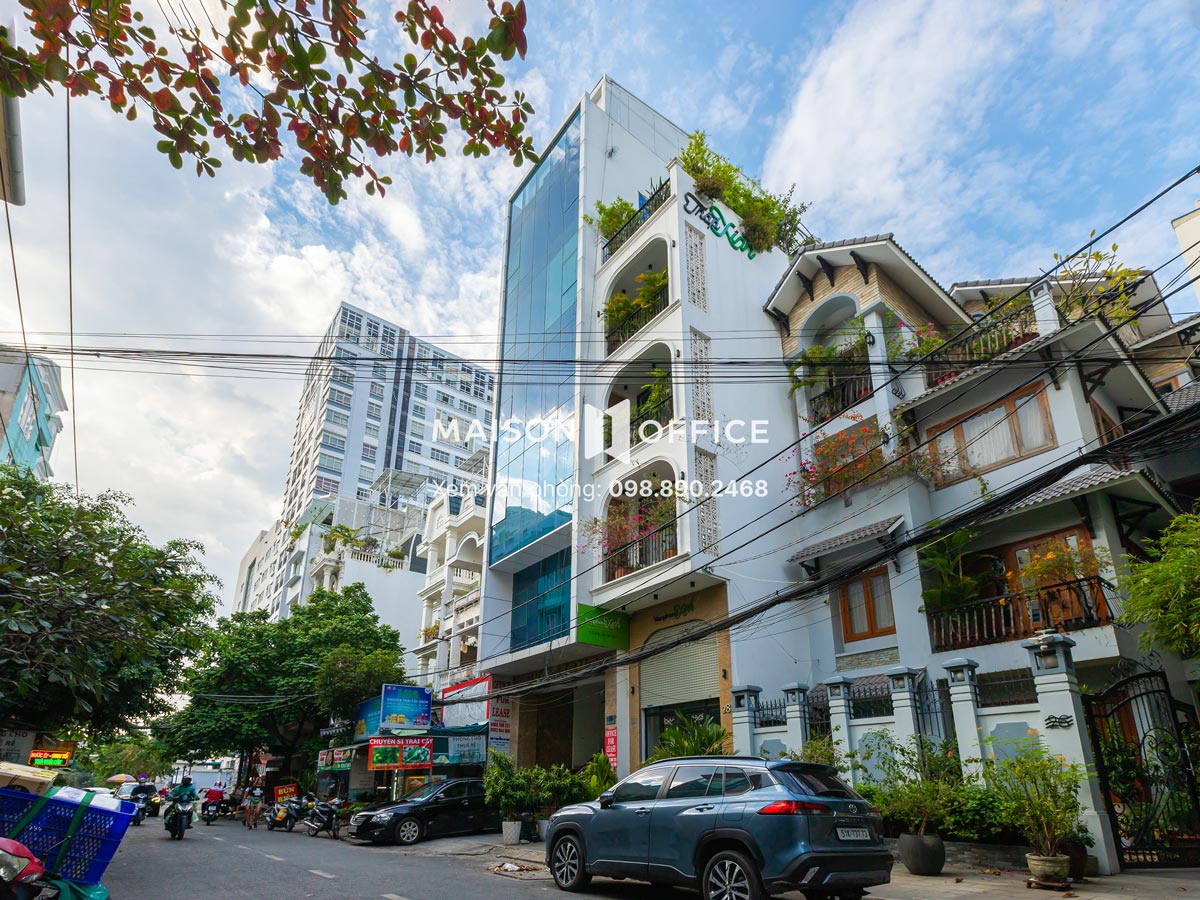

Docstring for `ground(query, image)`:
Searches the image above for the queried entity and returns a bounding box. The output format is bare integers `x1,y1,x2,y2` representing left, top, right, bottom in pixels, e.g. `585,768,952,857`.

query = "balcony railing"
809,367,872,422
604,521,678,582
601,181,672,263
606,284,670,355
929,577,1112,653
924,303,1039,389
630,394,673,446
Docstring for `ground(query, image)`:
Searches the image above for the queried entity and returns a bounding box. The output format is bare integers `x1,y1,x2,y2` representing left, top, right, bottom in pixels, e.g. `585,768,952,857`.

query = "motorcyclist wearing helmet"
130,776,158,801
169,777,198,802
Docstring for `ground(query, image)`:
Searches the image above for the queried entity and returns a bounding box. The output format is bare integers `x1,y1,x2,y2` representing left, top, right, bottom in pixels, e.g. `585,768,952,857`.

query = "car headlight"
371,813,393,822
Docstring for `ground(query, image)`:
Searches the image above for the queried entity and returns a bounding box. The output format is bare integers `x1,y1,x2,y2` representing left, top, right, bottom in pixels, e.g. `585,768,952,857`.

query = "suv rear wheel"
550,833,591,892
702,849,763,900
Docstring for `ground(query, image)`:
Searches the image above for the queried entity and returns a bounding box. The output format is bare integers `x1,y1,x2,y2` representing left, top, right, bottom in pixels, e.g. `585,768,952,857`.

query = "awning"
316,745,358,771
789,516,904,565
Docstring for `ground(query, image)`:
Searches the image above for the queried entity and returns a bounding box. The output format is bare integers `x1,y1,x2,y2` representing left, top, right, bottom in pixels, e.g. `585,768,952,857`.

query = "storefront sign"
604,727,618,770
0,731,35,765
441,676,491,728
317,747,355,771
367,737,434,771
273,783,298,803
380,685,432,731
578,604,629,650
443,735,486,765
27,749,71,768
683,192,757,259
653,600,695,624
353,695,383,743
488,696,512,754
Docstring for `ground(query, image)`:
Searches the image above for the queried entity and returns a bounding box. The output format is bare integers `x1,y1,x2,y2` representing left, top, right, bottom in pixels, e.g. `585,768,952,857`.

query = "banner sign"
273,783,298,804
27,749,72,768
317,747,355,771
380,685,433,731
604,726,619,770
441,676,491,728
353,695,383,743
367,737,434,771
578,604,630,650
488,695,512,754
441,735,486,765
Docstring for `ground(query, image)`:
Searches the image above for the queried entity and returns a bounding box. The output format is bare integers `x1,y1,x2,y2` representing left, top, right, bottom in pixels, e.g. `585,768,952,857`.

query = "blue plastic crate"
0,786,134,884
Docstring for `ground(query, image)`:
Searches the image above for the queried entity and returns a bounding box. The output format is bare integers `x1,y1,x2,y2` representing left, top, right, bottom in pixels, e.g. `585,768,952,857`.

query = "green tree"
316,645,406,725
0,465,217,736
1120,512,1200,657
645,716,731,764
0,0,536,203
165,583,404,763
85,732,176,780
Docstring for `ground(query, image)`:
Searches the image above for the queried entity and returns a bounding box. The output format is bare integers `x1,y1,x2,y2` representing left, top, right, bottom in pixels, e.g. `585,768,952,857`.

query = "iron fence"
606,284,670,354
849,680,894,720
603,521,678,582
753,697,788,729
804,693,831,739
976,668,1038,707
915,676,953,744
601,180,672,262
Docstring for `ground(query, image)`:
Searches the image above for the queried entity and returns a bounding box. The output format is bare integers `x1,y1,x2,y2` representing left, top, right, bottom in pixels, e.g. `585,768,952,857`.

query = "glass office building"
490,112,581,647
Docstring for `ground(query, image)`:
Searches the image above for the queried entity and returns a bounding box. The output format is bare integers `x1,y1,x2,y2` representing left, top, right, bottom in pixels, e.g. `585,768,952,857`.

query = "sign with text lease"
367,737,433,771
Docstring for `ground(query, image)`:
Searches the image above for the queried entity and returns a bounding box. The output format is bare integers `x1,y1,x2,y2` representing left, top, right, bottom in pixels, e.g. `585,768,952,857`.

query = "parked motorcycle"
164,799,194,840
302,798,344,839
267,795,312,833
0,837,53,900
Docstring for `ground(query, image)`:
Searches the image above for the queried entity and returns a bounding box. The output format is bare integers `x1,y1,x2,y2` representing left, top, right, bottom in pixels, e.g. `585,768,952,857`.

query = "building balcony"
607,284,670,355
604,520,678,582
808,364,872,423
601,179,672,264
603,234,672,357
928,576,1113,654
922,303,1039,389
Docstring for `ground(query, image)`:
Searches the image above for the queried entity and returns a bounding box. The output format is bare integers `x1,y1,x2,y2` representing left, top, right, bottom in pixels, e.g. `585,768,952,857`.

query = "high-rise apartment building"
236,303,494,625
0,349,66,480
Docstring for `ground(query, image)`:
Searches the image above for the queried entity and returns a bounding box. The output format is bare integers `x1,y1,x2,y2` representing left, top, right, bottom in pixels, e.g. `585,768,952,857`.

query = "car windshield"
774,765,860,799
399,782,444,802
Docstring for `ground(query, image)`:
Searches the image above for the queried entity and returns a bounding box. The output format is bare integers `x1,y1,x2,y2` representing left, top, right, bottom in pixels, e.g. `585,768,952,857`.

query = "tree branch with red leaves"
0,0,536,203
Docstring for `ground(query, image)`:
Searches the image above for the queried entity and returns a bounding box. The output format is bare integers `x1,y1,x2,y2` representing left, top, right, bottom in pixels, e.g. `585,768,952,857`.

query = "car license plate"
836,827,871,841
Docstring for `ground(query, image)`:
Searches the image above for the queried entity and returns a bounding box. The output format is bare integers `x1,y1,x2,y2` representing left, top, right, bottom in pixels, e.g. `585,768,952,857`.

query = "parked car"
545,756,891,900
346,778,498,846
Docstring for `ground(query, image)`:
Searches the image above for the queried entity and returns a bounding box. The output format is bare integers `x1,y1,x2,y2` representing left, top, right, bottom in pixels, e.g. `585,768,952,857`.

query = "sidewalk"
414,834,1200,899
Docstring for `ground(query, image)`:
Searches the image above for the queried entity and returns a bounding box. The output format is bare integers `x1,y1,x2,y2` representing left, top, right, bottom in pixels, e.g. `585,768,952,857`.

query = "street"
100,819,670,900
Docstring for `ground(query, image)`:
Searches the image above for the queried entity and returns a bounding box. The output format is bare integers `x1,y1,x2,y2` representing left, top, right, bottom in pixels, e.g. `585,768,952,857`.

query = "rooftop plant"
583,196,638,242
679,131,810,254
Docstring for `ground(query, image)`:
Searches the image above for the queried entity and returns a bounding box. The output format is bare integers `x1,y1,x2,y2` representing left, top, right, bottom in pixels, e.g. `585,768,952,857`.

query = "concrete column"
887,667,920,745
1023,634,1121,876
823,677,854,778
730,685,762,758
783,683,809,755
615,666,632,779
943,658,983,769
863,306,894,435
1031,280,1060,335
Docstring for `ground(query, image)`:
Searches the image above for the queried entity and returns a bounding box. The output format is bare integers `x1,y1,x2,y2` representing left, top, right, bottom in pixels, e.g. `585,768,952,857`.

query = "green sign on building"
577,604,630,650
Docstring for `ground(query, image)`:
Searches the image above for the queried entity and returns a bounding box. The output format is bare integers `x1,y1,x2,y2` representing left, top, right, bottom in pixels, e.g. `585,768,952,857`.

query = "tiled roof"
1133,311,1200,346
1004,466,1181,514
789,516,904,564
950,275,1044,291
1166,381,1200,412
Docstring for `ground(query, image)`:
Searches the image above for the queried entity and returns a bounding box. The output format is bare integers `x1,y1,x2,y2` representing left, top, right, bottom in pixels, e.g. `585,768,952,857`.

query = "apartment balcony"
923,303,1039,389
600,345,675,467
928,577,1113,653
808,363,872,423
603,236,672,357
607,285,670,355
601,180,672,264
604,520,678,583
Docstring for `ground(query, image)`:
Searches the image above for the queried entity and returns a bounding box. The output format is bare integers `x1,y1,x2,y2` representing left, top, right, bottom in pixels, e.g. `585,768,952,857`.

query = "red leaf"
108,80,125,105
152,87,172,112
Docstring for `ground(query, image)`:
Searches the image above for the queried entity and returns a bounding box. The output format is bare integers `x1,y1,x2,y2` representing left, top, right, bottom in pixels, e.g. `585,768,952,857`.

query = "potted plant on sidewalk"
533,765,588,842
484,750,532,846
986,739,1086,883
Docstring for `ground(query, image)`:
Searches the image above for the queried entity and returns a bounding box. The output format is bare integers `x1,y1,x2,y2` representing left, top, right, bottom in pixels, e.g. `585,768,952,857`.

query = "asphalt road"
99,817,687,900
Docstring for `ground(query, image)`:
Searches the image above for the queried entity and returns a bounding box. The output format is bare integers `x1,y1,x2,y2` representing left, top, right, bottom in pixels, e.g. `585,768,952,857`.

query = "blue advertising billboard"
353,695,382,743
379,684,432,731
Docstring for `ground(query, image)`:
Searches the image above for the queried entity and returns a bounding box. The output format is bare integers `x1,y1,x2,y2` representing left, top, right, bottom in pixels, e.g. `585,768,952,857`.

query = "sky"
2,0,1199,614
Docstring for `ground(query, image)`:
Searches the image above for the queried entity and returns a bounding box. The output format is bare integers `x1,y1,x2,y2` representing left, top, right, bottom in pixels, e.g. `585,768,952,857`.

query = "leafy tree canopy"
1120,512,1200,658
0,0,536,202
164,583,405,762
0,465,218,737
83,731,177,780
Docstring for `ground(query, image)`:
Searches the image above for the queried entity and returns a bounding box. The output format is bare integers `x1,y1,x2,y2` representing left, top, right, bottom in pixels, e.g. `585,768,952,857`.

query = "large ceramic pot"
501,820,522,845
1026,854,1070,882
1060,841,1087,880
898,833,945,876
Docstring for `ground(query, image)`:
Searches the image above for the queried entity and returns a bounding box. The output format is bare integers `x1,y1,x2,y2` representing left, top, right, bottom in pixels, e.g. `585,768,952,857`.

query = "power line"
66,91,79,496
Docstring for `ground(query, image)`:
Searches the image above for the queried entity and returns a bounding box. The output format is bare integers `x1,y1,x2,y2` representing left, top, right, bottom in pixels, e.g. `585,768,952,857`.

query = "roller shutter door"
639,621,720,709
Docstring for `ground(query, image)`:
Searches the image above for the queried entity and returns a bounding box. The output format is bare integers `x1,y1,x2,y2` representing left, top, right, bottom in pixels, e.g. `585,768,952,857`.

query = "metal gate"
1084,671,1200,867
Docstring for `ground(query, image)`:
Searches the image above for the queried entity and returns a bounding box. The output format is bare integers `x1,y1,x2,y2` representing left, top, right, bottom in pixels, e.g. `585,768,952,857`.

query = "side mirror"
598,793,614,810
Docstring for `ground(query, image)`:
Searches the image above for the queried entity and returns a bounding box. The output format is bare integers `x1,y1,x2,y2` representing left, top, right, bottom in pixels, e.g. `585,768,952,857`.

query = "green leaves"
1119,513,1200,658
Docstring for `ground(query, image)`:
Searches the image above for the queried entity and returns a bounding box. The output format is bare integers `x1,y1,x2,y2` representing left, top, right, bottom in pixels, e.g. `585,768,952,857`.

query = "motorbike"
164,798,195,840
0,837,53,900
302,798,344,840
145,793,162,817
201,799,222,825
131,795,148,826
266,795,312,832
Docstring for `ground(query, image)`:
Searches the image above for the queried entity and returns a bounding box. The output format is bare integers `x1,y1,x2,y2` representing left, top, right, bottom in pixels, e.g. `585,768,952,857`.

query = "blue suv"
545,757,891,900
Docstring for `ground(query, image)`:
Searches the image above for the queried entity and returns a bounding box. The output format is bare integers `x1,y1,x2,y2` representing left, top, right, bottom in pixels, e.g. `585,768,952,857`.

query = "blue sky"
3,0,1199,606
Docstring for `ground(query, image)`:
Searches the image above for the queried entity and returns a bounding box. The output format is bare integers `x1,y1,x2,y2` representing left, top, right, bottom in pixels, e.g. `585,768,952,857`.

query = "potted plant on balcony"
582,196,636,243
986,739,1086,883
632,267,669,311
578,505,642,579
601,290,636,326
636,367,673,427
